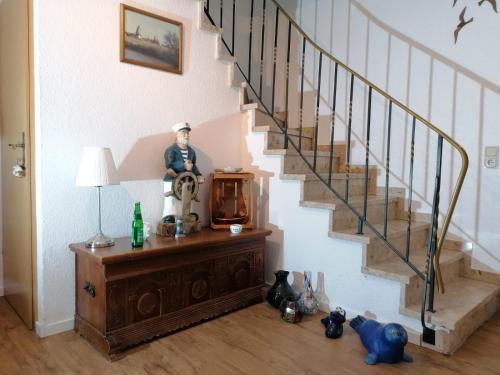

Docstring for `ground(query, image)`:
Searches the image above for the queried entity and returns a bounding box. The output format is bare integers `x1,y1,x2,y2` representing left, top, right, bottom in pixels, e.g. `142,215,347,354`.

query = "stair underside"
201,0,498,356
252,110,499,354
248,83,497,357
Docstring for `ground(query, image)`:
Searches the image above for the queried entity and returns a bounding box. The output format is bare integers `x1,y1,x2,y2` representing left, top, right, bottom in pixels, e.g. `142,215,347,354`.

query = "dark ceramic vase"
266,270,296,309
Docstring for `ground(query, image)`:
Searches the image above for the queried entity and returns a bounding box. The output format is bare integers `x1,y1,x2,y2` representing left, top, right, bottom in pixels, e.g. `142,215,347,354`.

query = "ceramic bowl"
223,167,243,173
230,224,243,234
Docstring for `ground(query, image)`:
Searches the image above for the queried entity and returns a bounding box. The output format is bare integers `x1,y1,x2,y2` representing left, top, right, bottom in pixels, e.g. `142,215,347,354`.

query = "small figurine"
158,122,204,236
162,122,204,220
175,217,185,238
320,306,346,339
350,316,413,365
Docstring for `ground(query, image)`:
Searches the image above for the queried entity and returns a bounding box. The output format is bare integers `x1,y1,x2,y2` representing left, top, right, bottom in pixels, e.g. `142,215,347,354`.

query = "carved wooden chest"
69,228,271,358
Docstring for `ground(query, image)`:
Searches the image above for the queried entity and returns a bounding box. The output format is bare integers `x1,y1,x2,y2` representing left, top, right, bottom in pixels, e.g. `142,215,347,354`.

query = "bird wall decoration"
478,0,498,13
452,0,498,44
454,7,474,43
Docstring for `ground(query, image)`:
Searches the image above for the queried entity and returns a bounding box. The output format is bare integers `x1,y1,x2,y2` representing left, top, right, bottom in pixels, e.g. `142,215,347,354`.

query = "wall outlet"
484,146,499,169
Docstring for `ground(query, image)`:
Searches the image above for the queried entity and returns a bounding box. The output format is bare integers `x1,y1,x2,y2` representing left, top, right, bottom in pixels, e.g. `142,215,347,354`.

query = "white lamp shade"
76,147,120,187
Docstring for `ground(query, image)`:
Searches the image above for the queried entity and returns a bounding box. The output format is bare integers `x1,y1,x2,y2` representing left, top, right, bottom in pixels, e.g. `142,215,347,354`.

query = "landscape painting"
120,4,183,74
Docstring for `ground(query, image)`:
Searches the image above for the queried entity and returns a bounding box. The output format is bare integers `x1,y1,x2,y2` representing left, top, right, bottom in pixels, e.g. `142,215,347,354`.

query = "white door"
0,0,34,329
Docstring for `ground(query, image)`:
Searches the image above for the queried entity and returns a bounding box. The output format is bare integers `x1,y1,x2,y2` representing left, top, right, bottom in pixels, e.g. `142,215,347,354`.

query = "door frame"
28,0,38,327
0,0,37,329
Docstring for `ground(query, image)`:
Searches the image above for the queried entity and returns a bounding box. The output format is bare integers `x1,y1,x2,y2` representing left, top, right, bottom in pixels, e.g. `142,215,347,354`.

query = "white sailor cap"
172,122,191,133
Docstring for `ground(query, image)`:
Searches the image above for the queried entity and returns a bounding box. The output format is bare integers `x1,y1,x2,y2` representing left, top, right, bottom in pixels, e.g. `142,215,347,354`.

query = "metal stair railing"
202,0,469,343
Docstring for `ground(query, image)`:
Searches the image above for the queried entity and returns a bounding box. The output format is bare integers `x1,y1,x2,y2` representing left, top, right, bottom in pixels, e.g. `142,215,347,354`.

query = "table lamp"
76,147,120,248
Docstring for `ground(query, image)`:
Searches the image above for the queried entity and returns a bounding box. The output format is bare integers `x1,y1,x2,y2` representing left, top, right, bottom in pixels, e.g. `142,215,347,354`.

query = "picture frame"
120,4,183,74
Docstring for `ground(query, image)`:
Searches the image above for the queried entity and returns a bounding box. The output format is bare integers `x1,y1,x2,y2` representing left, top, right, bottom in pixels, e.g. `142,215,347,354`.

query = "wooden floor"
0,298,499,375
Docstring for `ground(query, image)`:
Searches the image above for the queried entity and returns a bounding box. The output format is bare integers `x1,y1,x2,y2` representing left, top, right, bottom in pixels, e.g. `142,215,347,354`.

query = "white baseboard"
35,317,74,338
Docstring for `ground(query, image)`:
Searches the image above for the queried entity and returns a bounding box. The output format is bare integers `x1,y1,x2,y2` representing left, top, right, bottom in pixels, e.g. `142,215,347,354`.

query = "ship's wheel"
172,171,199,201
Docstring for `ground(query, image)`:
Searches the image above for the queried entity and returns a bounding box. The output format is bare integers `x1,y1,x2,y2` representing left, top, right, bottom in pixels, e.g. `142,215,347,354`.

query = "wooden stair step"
264,148,347,157
255,109,284,129
363,249,463,284
254,109,346,146
329,219,429,244
253,125,271,133
299,191,401,210
240,102,257,111
267,132,314,151
438,231,473,252
218,50,236,63
268,129,314,137
198,5,222,35
402,278,499,331
301,175,375,201
281,172,366,182
281,154,343,176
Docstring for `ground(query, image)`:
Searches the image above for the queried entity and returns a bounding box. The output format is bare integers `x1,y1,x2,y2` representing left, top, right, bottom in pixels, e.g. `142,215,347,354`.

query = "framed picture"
120,4,183,74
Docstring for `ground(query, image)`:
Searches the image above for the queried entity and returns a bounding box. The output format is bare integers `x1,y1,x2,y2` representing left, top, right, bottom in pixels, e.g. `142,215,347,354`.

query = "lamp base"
85,233,115,248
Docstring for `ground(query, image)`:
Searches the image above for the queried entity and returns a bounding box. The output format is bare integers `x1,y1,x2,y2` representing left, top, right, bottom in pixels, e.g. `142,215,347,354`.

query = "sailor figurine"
162,122,204,219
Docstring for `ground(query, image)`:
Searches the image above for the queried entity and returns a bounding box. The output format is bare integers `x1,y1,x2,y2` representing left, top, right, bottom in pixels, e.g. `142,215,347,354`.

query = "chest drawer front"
165,269,185,313
126,273,166,325
106,248,264,331
106,281,127,331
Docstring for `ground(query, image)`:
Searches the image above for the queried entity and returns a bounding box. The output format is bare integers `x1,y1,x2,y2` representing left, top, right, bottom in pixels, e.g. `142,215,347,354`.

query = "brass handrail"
271,0,469,293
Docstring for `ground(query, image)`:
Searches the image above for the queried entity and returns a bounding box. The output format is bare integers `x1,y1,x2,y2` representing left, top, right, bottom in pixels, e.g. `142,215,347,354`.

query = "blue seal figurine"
349,316,413,365
320,306,346,339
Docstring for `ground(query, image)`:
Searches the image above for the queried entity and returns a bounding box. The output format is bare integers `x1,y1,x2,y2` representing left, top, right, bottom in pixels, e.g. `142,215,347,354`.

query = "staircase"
194,0,499,354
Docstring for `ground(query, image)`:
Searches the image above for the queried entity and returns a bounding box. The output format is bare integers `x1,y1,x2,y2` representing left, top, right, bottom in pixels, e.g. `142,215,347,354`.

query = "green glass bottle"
131,202,144,247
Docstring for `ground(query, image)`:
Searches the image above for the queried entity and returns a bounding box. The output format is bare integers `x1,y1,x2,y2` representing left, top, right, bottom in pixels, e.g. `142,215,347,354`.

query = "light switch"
484,146,499,169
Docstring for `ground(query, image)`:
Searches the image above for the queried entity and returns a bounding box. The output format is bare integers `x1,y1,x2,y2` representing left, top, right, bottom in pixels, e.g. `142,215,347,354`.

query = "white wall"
288,0,500,273
33,0,241,336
